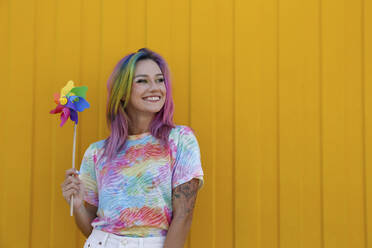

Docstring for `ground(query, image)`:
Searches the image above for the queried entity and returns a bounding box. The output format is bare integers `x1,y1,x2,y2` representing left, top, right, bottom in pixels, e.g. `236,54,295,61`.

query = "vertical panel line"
276,0,281,246
5,2,12,244
29,0,37,246
188,0,192,127
1,0,11,244
319,0,325,247
361,0,368,246
145,0,148,47
5,1,12,246
211,56,216,246
98,0,103,138
211,3,217,247
76,0,83,246
49,0,58,245
232,0,236,246
188,0,192,246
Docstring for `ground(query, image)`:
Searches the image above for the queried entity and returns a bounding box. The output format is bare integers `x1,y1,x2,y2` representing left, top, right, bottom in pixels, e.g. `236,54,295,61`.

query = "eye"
136,79,147,83
156,78,164,83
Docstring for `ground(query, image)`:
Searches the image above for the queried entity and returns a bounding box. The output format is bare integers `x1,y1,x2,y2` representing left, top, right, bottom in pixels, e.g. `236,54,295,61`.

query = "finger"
67,182,81,191
65,175,80,185
64,183,80,192
65,168,75,178
61,179,74,188
63,188,77,200
65,169,79,179
70,189,78,197
65,188,79,198
63,177,72,185
69,176,81,185
64,181,81,192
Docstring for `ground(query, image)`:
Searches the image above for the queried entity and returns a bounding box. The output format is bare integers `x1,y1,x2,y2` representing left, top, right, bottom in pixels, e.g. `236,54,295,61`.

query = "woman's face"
125,59,166,117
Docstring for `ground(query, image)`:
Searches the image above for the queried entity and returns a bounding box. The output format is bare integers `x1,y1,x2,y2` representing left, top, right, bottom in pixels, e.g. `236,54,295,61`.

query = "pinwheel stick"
49,80,90,217
70,123,77,216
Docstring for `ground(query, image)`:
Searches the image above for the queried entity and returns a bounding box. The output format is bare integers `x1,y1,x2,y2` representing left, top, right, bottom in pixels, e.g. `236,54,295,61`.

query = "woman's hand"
61,168,85,209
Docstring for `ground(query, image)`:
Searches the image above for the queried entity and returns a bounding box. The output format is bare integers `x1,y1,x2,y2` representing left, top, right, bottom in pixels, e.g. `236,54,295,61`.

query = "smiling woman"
126,59,167,123
60,48,204,248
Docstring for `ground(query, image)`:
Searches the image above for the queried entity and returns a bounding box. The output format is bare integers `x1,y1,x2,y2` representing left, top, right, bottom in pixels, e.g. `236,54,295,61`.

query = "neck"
126,111,154,135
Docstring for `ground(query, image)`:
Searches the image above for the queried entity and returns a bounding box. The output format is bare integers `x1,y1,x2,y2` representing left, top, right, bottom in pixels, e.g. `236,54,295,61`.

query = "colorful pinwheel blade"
70,109,78,124
61,80,75,97
67,96,90,112
60,107,71,127
69,86,88,99
53,93,60,105
50,104,64,114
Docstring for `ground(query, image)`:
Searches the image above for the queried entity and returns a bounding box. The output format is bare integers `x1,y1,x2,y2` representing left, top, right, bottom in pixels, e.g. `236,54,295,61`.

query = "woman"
61,48,204,248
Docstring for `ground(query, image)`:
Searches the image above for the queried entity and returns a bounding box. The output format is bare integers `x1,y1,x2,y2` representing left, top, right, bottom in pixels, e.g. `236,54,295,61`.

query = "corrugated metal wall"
1,0,371,247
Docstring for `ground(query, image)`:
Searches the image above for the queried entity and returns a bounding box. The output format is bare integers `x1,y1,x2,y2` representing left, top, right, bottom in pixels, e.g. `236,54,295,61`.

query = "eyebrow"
134,73,163,78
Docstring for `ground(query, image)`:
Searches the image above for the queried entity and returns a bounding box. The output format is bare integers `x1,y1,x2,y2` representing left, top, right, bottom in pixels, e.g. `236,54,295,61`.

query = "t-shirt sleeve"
78,144,99,207
172,126,204,190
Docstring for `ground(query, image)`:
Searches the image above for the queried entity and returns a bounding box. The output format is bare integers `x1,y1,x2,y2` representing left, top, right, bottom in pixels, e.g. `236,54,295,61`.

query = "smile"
143,96,161,102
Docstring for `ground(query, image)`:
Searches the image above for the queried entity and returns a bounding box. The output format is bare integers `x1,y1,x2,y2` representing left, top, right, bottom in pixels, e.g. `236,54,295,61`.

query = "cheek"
130,84,144,98
161,85,167,95
128,89,142,107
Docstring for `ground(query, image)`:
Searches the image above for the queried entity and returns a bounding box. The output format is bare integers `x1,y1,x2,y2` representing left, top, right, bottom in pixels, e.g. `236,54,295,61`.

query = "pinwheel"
50,80,90,126
50,80,90,216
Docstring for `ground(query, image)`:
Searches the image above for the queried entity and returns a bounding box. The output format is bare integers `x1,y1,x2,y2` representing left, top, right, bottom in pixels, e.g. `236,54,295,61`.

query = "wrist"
73,203,85,215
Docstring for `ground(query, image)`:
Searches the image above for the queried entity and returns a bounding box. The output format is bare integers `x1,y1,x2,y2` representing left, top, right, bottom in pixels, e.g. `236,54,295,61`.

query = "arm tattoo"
172,179,199,218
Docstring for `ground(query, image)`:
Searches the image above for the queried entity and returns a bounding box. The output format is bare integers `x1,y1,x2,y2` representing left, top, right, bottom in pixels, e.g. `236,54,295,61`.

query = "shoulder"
168,125,200,151
80,139,106,168
83,139,106,157
89,139,105,149
169,125,197,142
168,126,201,165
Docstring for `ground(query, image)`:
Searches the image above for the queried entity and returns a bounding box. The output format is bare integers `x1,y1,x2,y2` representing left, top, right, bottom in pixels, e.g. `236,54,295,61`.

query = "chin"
140,106,163,114
147,108,163,114
144,103,165,113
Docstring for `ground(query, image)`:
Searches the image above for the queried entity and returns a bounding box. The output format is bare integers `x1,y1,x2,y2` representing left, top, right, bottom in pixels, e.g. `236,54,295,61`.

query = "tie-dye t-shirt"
78,125,204,237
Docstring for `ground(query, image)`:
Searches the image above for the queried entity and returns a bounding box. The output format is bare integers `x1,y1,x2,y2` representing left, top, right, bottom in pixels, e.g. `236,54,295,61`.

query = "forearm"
165,179,200,248
163,216,193,248
73,204,95,237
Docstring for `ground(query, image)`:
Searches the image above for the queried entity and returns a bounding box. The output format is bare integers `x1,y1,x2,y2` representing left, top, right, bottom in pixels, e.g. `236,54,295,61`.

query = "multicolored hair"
103,48,175,161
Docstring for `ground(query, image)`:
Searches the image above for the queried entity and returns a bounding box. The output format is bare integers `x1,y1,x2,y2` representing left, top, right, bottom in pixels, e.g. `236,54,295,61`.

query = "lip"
142,95,161,98
142,96,162,102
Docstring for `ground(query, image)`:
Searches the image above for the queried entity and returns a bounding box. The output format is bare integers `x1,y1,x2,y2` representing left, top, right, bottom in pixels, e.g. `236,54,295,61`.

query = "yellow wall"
1,0,371,247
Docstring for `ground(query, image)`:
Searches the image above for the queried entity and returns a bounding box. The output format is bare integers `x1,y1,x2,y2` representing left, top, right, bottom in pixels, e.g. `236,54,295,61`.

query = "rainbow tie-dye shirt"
78,125,204,237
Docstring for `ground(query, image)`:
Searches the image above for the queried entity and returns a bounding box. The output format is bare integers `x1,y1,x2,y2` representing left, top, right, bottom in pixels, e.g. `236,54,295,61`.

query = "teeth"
144,96,160,101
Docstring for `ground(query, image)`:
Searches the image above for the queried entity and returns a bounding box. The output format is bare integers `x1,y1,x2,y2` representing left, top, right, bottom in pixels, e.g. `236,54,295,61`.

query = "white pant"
83,229,166,248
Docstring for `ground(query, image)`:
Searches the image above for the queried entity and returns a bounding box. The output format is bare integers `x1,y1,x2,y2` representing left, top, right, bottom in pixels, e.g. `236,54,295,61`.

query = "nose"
148,79,161,90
